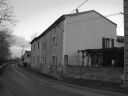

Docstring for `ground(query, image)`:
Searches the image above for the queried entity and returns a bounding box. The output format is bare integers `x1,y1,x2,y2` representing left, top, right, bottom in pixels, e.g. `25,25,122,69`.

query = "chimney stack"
76,9,79,13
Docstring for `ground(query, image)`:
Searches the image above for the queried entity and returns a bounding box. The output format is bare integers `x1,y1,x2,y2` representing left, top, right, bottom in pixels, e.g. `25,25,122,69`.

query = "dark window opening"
52,56,57,65
111,39,114,48
102,37,112,48
64,55,68,65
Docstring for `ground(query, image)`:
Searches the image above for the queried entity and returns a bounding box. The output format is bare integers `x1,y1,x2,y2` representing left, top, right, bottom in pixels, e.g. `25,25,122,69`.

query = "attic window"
52,36,57,47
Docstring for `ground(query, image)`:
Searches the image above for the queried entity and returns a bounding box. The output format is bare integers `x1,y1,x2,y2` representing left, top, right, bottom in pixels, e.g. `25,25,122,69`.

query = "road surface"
0,64,127,96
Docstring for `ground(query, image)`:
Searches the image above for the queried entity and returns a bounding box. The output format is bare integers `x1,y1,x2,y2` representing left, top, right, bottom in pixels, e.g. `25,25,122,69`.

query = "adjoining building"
116,35,124,47
22,50,31,67
30,10,118,76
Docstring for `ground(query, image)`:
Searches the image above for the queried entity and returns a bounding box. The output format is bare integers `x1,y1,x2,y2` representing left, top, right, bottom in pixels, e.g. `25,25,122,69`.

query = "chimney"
76,9,79,13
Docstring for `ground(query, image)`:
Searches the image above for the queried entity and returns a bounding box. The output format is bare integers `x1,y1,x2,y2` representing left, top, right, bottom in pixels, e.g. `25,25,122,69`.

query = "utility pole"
21,45,25,57
20,45,25,66
124,0,128,87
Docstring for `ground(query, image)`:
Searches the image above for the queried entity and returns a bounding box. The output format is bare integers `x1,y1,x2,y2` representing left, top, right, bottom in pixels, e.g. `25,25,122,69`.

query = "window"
42,57,46,65
111,39,114,48
102,38,110,48
52,27,57,48
52,36,57,47
64,55,68,65
52,56,57,65
106,38,110,48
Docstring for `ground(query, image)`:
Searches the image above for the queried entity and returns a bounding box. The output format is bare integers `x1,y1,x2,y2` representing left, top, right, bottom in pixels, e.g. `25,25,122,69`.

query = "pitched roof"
30,15,65,44
30,10,117,44
66,10,117,26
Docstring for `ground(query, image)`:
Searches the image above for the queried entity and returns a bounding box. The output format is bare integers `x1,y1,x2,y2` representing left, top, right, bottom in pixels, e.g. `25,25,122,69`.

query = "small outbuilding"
22,51,31,67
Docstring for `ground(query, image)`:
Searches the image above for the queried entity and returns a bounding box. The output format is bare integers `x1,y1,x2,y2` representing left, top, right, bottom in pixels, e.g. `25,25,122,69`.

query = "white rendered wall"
63,11,117,65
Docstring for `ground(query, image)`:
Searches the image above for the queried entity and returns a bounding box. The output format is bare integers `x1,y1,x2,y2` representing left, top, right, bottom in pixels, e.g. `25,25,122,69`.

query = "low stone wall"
65,65,123,83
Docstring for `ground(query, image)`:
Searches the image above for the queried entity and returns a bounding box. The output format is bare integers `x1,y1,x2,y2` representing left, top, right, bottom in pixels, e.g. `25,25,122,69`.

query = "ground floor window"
52,56,57,65
64,55,68,65
102,38,114,48
42,57,46,65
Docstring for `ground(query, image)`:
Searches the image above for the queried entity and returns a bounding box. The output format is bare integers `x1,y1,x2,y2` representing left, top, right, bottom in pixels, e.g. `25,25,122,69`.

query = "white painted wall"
63,11,117,65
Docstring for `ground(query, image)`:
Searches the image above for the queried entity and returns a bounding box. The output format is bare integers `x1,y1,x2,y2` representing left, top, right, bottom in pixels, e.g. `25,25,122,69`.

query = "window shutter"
111,39,114,48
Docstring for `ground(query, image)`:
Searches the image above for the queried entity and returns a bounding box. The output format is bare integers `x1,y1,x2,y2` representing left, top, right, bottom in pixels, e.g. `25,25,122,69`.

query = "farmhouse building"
30,10,117,75
22,50,31,67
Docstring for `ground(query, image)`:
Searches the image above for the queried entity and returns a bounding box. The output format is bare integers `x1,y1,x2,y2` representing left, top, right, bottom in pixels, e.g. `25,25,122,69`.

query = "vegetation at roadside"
0,0,16,65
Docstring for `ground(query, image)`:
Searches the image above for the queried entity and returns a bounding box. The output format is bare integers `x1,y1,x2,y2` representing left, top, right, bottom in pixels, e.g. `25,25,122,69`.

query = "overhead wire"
69,0,123,25
70,0,88,14
118,21,124,31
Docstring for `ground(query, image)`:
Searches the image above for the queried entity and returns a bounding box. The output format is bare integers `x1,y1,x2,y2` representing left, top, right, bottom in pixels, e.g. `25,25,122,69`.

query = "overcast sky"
9,0,123,57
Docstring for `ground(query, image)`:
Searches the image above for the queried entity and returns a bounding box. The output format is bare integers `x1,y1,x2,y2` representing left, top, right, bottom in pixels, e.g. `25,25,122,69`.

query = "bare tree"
0,0,16,27
0,0,16,65
0,29,13,64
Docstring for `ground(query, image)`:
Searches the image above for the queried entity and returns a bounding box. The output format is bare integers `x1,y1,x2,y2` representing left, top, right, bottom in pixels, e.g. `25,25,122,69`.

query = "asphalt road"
0,64,127,96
